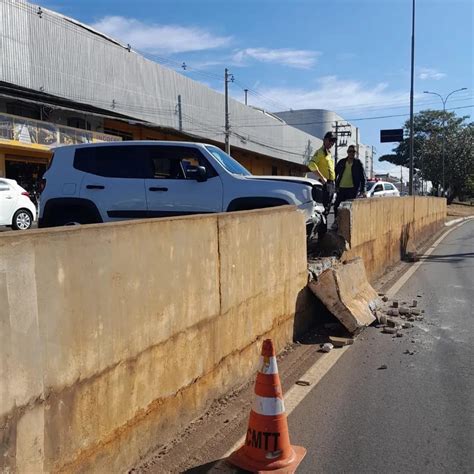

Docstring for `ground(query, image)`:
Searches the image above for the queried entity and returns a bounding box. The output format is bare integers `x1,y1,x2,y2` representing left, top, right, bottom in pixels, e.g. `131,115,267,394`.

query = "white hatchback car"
366,180,400,198
0,178,37,230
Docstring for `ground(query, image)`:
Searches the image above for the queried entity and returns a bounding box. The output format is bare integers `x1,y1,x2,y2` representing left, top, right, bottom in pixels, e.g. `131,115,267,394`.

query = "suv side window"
74,146,149,178
0,180,10,192
384,183,394,191
148,146,217,179
374,184,383,193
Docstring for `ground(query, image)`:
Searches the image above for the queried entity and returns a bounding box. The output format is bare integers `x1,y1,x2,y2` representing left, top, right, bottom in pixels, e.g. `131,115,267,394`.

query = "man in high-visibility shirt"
307,131,336,216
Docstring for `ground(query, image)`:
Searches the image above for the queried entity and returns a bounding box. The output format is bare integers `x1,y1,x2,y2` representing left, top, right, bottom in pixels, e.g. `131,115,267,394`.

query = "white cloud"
418,67,446,81
251,76,408,112
232,48,320,69
91,16,232,54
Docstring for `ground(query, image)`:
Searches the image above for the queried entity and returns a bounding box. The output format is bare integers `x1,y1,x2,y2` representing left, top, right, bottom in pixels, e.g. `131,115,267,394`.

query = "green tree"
380,110,473,203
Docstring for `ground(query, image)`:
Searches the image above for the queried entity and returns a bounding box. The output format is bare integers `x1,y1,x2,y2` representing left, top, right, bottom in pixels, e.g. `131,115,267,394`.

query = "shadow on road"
421,252,474,263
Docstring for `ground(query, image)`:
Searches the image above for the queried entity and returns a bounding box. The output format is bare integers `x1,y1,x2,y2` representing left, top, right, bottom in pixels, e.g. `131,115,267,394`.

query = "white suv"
39,141,324,235
0,178,36,230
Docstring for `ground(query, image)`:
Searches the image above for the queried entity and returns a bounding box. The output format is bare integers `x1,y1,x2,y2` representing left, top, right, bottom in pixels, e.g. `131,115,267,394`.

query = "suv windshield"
366,181,377,191
205,146,251,176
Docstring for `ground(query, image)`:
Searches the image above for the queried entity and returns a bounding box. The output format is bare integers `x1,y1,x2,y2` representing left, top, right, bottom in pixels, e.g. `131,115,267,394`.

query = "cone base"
228,444,306,473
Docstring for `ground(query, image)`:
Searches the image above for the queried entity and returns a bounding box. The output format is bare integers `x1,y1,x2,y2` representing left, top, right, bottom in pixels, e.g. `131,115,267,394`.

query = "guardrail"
0,112,121,148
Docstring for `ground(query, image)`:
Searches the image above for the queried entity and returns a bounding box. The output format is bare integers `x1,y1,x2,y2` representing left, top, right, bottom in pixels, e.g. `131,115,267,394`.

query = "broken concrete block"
329,336,354,347
402,322,414,329
387,309,399,317
412,300,418,307
383,327,398,334
379,315,388,325
392,301,399,308
399,307,410,315
386,318,398,327
410,309,421,316
382,295,389,302
308,257,377,335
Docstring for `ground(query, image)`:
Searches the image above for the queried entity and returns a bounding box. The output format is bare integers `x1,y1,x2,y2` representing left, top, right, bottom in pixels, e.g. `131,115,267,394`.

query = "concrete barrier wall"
0,206,308,473
339,196,446,281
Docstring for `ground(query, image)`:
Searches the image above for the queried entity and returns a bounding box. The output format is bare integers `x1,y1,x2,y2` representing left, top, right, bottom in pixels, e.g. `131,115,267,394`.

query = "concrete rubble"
308,257,377,335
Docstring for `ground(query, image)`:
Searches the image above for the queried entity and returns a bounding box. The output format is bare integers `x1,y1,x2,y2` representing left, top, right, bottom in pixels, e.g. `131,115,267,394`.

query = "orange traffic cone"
228,339,306,472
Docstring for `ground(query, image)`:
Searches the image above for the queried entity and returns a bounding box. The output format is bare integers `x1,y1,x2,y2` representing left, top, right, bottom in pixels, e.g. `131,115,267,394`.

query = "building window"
6,102,41,120
272,165,278,176
67,117,91,130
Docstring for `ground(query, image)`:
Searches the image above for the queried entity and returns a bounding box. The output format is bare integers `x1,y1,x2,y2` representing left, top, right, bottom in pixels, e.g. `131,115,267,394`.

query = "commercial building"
275,109,375,178
0,0,324,193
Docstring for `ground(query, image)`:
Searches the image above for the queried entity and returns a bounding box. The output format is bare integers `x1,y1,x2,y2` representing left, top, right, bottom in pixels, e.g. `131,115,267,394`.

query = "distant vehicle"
366,180,400,198
0,178,36,230
39,141,325,237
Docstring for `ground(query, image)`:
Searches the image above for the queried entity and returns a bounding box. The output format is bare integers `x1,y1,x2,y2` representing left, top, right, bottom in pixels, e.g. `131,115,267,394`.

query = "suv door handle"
149,187,168,192
86,185,105,190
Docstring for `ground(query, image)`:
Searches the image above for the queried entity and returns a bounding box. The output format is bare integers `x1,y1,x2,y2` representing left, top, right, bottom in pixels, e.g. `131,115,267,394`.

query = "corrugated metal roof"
0,0,322,165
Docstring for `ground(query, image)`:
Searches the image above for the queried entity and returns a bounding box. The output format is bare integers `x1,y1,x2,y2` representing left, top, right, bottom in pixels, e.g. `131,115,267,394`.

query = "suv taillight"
21,191,30,198
39,178,46,193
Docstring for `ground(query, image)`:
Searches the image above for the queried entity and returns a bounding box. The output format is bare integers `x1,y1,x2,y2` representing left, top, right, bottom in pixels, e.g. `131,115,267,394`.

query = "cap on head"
324,131,336,142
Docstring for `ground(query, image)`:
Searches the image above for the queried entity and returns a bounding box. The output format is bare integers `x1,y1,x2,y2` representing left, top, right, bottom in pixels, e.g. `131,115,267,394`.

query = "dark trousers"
322,181,335,216
334,187,358,217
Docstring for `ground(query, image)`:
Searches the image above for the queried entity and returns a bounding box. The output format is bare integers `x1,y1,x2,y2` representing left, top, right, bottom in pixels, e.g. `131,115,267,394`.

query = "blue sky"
41,0,473,177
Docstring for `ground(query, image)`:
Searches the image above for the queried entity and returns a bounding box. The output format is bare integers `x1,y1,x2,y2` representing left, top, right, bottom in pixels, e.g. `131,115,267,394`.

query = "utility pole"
408,0,415,195
371,146,376,179
244,89,248,105
332,122,351,166
177,94,183,132
224,68,234,154
356,127,359,159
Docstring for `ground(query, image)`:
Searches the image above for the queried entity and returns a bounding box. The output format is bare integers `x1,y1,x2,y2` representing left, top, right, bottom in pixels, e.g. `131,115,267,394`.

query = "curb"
445,216,474,227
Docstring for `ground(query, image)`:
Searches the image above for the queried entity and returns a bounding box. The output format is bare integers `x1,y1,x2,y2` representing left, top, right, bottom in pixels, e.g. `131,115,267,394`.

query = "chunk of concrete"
308,257,377,335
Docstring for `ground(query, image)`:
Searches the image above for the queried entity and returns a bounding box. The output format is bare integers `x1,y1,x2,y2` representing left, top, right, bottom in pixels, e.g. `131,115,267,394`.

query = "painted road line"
445,216,474,227
221,346,350,460
386,219,470,299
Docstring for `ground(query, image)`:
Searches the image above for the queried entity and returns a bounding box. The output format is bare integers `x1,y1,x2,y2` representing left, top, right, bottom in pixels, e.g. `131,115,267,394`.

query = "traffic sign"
380,129,404,143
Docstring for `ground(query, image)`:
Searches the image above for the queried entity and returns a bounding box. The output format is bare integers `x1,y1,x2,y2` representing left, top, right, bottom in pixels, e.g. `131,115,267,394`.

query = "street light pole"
408,0,416,196
423,87,467,195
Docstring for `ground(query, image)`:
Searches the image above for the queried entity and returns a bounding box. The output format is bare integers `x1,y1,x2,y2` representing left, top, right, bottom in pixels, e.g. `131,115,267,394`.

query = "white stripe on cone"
252,395,285,416
259,356,278,375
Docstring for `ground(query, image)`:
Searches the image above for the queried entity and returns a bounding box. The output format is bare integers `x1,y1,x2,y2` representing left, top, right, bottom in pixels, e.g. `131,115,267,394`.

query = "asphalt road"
289,219,474,473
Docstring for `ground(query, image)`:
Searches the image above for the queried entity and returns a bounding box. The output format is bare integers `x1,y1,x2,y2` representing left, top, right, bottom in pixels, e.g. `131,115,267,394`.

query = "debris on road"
321,343,334,352
378,364,388,370
411,300,418,307
296,380,311,386
383,327,398,334
399,307,411,315
329,336,354,347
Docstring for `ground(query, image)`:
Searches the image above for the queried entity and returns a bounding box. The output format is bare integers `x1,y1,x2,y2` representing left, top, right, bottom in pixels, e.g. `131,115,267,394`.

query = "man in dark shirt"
334,145,367,219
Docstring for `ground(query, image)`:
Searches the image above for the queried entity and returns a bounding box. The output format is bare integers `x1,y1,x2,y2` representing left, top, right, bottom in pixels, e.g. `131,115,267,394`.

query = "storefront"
0,112,120,198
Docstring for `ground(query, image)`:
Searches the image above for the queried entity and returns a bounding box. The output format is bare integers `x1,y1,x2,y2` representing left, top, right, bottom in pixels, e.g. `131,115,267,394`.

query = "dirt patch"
447,203,474,220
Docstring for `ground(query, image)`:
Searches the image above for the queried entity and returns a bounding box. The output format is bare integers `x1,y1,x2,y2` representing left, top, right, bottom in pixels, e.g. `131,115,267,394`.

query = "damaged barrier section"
304,195,446,342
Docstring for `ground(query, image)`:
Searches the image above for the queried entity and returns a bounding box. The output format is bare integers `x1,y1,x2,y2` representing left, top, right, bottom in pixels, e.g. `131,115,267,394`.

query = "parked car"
366,180,400,198
0,178,36,230
39,141,325,237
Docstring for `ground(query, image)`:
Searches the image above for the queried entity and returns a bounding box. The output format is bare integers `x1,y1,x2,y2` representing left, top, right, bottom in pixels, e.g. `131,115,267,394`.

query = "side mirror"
186,165,207,182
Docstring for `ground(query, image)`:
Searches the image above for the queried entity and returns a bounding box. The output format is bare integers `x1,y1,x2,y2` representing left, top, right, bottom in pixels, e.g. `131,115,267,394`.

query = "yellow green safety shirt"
308,147,335,181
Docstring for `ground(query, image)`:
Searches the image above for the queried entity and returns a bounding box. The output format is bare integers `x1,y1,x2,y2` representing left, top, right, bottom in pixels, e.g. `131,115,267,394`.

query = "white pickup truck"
39,141,324,236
